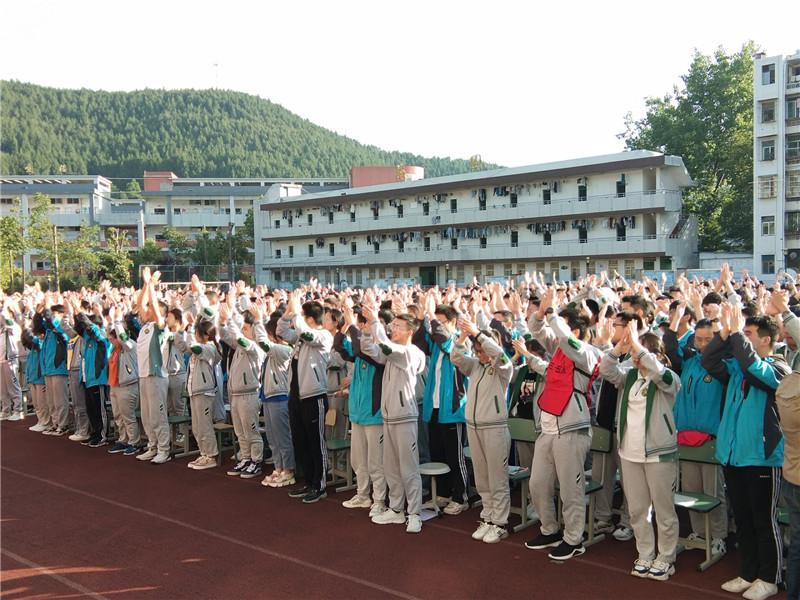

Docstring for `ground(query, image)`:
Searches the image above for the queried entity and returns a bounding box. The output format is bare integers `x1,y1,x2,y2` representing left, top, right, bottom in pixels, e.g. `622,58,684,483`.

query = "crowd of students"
2,264,800,600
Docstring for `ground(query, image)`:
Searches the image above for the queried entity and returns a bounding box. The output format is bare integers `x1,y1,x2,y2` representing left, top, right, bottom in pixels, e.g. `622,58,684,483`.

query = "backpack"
538,349,599,416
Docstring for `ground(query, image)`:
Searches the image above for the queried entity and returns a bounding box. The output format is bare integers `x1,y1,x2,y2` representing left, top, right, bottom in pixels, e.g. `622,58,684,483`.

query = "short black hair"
615,310,644,331
694,318,714,330
621,294,648,314
565,314,590,340
745,315,779,347
394,314,420,332
701,292,723,306
168,308,182,322
326,308,344,329
302,301,324,325
434,304,458,322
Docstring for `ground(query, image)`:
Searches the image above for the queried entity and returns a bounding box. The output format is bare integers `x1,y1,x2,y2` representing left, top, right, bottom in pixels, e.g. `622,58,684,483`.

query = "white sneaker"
269,472,296,488
151,452,171,464
711,538,727,556
443,501,469,515
29,423,47,432
686,532,703,543
405,514,422,534
342,495,372,509
68,433,90,442
741,579,778,600
369,503,387,518
422,496,451,510
371,509,406,525
471,521,493,541
613,526,634,541
7,413,23,421
721,577,753,593
482,524,508,544
594,520,614,534
0,413,9,420
187,457,203,469
137,448,158,461
191,456,216,470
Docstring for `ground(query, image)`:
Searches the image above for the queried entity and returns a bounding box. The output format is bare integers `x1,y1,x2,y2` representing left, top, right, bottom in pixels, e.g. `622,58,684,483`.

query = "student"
165,308,188,418
525,287,600,561
65,306,90,441
702,305,789,600
0,305,24,421
663,307,728,557
324,307,349,446
106,306,141,456
176,312,221,470
41,305,71,435
360,302,426,534
451,318,514,544
22,317,49,432
417,301,470,516
78,312,112,448
135,269,172,464
255,309,296,488
277,290,333,504
335,304,387,516
600,323,681,581
219,296,266,480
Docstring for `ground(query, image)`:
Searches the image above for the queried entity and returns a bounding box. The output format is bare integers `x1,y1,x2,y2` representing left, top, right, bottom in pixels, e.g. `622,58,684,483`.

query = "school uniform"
165,331,188,416
109,321,141,447
67,334,89,437
137,321,171,455
600,350,681,566
26,336,50,428
82,321,112,444
42,313,71,431
451,332,514,526
0,317,23,417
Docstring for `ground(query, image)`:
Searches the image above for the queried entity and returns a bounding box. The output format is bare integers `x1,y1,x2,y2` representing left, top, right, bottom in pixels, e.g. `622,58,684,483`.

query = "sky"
1,0,798,169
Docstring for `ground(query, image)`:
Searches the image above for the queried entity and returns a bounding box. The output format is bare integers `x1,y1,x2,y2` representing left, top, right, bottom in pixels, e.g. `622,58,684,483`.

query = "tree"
0,200,26,290
25,193,57,266
60,222,101,288
161,225,193,265
122,179,142,199
99,227,133,286
132,239,165,278
619,43,757,251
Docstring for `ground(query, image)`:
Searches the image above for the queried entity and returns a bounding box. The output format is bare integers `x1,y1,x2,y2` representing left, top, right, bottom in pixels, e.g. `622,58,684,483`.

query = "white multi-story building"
753,50,800,279
0,173,348,277
254,150,697,288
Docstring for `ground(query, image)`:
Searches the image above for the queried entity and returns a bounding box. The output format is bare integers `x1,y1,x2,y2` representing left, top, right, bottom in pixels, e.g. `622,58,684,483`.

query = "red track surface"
1,419,747,599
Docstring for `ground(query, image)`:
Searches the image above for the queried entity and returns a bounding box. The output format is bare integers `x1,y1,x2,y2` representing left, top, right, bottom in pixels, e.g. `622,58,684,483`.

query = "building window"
543,231,551,245
397,204,404,218
510,193,518,208
536,262,545,274
356,269,363,285
549,262,559,279
51,198,63,204
275,249,281,259
374,242,380,254
643,258,656,271
350,211,356,223
424,237,431,251
511,231,518,247
761,101,776,123
329,243,335,256
223,208,230,215
788,173,800,199
762,254,776,275
372,206,379,220
616,175,626,197
154,208,165,215
517,263,526,275
273,270,281,282
378,267,386,279
579,228,587,243
480,237,487,249
762,139,776,161
351,242,357,256
504,263,512,277
762,64,775,85
788,134,800,161
288,245,294,258
456,265,464,283
479,196,486,211
392,267,400,279
288,216,293,227
308,245,314,257
486,264,494,277
67,198,80,205
369,268,375,280
189,199,202,206
608,259,618,275
403,267,411,279
788,97,800,121
543,189,551,205
328,212,334,224
398,239,405,253
204,200,215,206
788,212,800,233
450,198,457,213
451,238,458,250
274,220,280,229
660,257,672,270
578,184,587,202
307,214,313,226
624,259,635,278
423,202,429,216
761,215,776,236
474,265,482,281
759,176,777,199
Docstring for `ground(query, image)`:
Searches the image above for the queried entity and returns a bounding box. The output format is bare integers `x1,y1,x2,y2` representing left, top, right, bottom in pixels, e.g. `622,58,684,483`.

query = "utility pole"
228,222,234,284
9,251,14,290
52,224,60,292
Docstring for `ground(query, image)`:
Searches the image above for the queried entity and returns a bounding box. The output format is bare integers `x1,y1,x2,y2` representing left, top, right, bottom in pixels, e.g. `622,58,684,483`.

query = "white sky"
1,0,798,169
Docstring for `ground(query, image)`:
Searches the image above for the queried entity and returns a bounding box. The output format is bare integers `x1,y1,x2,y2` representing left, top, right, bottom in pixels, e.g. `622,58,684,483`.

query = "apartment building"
753,50,800,278
0,172,348,276
255,150,697,288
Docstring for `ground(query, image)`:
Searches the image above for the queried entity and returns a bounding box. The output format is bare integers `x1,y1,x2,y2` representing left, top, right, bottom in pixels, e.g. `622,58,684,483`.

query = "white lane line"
1,548,111,600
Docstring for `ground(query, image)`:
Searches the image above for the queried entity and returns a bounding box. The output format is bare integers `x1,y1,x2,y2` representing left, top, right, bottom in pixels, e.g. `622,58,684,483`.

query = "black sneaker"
525,531,563,550
302,488,328,504
226,459,250,476
239,461,263,479
108,442,128,454
88,439,106,448
548,541,586,561
288,485,311,499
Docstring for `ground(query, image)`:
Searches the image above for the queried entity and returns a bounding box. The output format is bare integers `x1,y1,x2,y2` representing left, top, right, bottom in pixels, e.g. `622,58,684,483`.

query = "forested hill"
0,81,492,179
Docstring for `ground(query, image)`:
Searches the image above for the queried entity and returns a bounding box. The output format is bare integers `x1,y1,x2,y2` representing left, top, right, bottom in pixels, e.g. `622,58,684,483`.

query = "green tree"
620,43,757,251
0,200,26,290
123,179,142,199
132,239,165,277
161,225,193,265
60,222,101,288
25,193,57,266
100,227,133,286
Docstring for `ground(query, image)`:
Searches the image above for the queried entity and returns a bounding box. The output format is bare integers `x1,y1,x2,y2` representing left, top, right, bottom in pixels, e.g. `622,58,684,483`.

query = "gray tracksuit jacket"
253,321,292,400
360,320,426,425
220,320,266,396
112,321,139,386
173,329,220,397
276,314,332,400
450,332,514,429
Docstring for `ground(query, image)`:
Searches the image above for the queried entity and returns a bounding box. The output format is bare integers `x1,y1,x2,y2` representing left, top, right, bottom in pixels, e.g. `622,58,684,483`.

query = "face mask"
53,316,61,327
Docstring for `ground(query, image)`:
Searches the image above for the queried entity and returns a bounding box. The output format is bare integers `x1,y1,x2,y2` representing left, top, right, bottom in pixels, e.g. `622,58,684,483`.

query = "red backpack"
538,348,599,416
